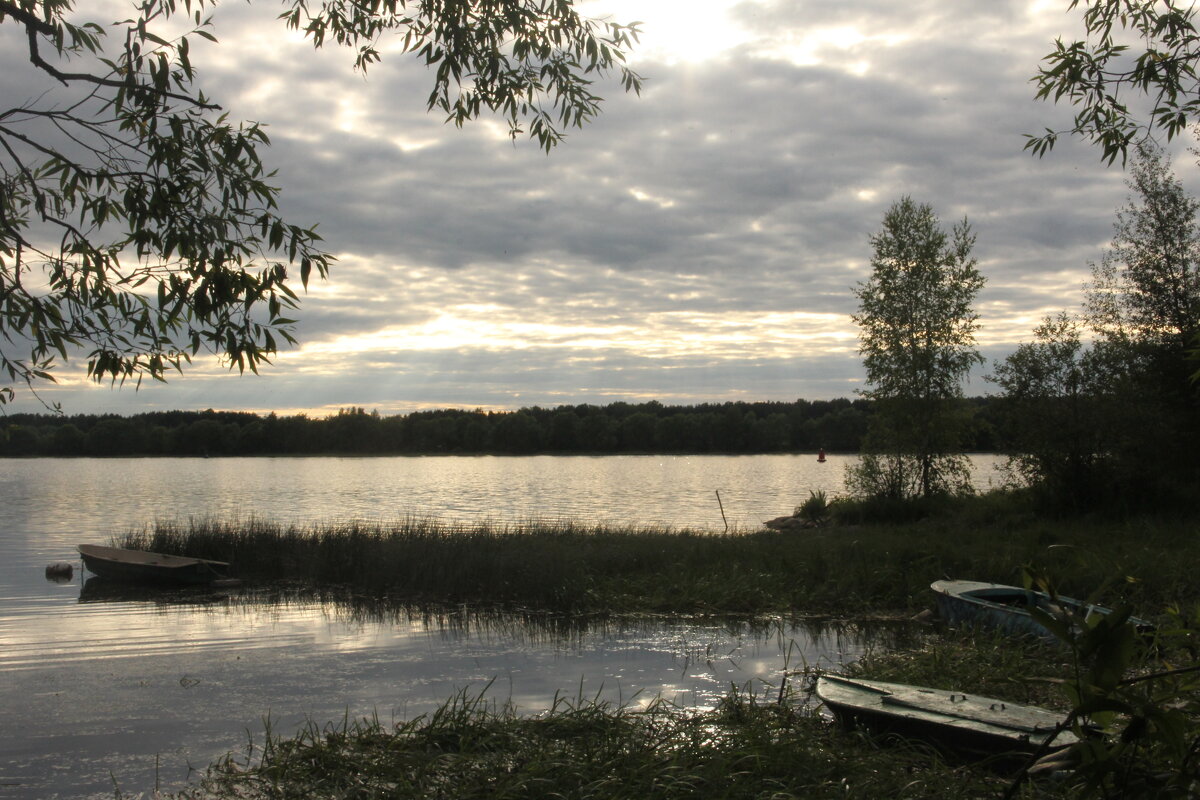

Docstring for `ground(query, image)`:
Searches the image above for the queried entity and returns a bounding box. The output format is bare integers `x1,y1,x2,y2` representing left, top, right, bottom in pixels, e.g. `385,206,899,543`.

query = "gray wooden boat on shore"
816,674,1077,758
78,544,229,585
931,579,1152,641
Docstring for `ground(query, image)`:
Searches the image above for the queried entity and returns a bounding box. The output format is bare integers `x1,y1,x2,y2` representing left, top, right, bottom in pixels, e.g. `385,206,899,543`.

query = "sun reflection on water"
0,584,914,798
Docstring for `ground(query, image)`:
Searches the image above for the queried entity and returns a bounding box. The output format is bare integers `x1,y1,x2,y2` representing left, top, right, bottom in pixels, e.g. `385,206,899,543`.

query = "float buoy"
45,562,74,582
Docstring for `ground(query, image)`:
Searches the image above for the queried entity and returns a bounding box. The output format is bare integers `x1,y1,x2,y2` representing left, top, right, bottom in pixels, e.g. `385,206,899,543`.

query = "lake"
0,454,1000,798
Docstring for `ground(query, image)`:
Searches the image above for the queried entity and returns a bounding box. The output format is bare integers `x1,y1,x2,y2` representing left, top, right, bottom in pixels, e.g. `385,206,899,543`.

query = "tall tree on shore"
1027,2,1200,385
847,197,985,500
1086,143,1200,500
990,312,1112,509
1087,143,1200,360
992,144,1200,509
0,0,642,407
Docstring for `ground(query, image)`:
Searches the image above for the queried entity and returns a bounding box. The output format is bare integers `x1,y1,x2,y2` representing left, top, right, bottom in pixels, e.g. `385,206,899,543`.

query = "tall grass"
119,497,1200,617
168,687,1061,800
846,627,1073,710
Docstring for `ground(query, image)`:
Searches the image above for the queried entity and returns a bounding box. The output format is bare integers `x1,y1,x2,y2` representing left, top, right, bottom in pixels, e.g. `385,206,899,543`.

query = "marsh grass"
112,497,1200,800
168,688,1063,800
846,627,1073,710
121,498,1200,617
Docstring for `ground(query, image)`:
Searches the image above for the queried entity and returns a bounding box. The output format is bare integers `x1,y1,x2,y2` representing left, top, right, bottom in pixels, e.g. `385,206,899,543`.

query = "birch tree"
847,197,985,501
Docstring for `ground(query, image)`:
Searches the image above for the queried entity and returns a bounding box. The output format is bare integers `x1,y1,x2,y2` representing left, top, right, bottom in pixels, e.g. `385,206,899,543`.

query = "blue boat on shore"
930,579,1152,641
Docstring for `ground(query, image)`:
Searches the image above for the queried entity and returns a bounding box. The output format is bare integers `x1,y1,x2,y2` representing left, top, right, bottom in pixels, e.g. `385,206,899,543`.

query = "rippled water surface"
0,455,993,798
3,594,890,799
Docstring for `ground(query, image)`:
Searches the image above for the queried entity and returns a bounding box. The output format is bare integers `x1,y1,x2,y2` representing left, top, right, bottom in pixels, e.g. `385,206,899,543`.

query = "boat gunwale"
77,544,229,569
77,543,231,585
815,674,1078,752
931,578,1141,616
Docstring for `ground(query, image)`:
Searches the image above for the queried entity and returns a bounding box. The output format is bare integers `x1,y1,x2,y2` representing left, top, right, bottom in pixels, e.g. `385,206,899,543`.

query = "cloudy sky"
6,0,1195,417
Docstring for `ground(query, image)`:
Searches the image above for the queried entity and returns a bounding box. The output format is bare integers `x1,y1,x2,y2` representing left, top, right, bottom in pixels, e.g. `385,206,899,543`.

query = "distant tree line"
0,398,1004,458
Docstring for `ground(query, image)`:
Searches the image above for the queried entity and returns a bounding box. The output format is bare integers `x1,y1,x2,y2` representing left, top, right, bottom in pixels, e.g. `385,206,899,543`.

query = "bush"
796,490,833,526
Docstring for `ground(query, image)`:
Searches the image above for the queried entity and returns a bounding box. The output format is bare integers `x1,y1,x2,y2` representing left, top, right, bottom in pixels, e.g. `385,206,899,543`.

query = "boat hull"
816,675,1076,759
78,544,229,585
930,579,1151,641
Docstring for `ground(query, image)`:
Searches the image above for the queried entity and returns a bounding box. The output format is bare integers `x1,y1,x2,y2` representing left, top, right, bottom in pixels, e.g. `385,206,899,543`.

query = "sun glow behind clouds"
761,25,908,72
579,0,906,72
288,308,855,362
629,187,676,208
578,0,753,63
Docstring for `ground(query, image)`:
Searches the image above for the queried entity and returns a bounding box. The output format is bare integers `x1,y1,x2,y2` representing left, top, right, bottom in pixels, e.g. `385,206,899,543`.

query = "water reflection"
78,576,237,605
0,456,962,798
43,563,75,583
75,577,922,654
0,583,918,798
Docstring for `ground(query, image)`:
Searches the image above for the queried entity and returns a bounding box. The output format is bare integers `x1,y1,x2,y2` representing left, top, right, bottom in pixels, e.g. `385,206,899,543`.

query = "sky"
5,0,1195,417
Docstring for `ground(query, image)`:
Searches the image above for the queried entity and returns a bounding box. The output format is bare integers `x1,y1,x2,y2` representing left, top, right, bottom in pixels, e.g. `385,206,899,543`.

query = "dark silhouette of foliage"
992,144,1200,511
1029,0,1200,165
0,397,931,457
0,0,642,407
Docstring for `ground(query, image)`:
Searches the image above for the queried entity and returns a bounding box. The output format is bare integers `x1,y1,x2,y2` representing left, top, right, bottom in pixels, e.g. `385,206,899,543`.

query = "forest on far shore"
0,397,1004,458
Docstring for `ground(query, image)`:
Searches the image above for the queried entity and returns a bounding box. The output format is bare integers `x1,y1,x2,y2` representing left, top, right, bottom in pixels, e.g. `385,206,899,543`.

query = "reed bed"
113,500,1200,800
119,499,1200,617
168,688,1061,800
846,627,1074,711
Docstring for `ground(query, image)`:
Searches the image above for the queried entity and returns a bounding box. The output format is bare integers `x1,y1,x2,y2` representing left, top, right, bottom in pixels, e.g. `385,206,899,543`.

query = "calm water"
0,455,995,798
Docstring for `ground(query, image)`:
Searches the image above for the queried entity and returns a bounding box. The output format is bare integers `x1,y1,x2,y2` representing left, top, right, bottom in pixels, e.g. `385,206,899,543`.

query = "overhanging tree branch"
0,0,641,408
1029,0,1200,164
0,0,55,37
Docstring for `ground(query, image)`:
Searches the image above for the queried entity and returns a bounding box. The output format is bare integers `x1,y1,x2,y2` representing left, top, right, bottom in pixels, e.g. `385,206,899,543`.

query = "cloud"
0,0,1178,415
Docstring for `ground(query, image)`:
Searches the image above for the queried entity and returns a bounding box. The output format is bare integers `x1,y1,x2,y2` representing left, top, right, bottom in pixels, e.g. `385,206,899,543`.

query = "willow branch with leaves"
0,0,641,408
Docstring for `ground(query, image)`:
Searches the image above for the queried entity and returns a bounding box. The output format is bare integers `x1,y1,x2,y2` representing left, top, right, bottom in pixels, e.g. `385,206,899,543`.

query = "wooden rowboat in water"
815,674,1077,758
77,544,229,585
930,579,1153,641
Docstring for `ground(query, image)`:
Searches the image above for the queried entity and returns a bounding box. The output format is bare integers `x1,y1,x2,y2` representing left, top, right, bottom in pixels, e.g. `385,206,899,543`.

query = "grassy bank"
122,493,1200,617
168,683,1065,800
156,629,1097,800
131,495,1200,800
